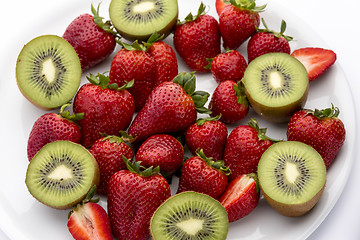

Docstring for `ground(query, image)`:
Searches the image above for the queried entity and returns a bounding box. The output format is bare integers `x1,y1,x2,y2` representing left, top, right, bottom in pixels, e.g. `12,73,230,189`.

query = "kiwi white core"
176,219,204,236
42,58,57,83
269,71,283,90
285,162,300,184
48,165,73,180
133,1,155,13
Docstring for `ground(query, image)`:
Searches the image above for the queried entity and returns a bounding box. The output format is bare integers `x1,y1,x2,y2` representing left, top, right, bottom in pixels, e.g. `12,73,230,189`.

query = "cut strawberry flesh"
291,47,336,81
220,174,254,207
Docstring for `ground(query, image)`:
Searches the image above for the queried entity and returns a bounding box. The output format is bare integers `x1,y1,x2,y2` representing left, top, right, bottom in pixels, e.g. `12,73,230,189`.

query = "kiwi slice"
16,35,82,110
242,52,309,123
150,191,228,240
109,0,178,41
257,141,326,217
25,141,100,210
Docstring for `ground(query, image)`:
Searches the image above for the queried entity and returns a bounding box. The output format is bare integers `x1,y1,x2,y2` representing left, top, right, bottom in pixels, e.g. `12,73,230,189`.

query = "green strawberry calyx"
123,156,161,177
100,131,136,144
230,0,266,12
178,2,208,25
256,18,293,42
233,82,249,107
196,149,231,175
87,73,134,91
173,72,212,114
60,103,84,122
118,32,163,51
67,185,99,218
91,3,121,39
196,115,221,126
307,104,340,120
248,118,282,143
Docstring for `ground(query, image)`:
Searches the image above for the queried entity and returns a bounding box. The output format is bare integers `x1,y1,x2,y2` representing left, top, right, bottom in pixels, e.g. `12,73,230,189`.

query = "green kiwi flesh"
242,53,309,123
25,141,100,210
16,35,81,110
109,0,178,41
150,191,229,240
257,141,326,217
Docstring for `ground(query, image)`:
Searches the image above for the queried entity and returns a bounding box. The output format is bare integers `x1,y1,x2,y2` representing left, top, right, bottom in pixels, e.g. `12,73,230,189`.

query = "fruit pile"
16,0,346,239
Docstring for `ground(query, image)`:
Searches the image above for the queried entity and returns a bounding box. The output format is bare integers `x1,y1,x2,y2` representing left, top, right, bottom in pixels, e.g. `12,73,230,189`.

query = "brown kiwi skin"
27,141,100,210
260,183,325,217
244,84,309,123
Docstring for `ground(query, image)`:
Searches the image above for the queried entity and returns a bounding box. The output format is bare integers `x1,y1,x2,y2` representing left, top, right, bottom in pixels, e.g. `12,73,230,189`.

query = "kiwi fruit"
150,191,228,240
242,52,309,123
109,0,178,41
257,141,326,217
25,141,100,210
16,35,82,110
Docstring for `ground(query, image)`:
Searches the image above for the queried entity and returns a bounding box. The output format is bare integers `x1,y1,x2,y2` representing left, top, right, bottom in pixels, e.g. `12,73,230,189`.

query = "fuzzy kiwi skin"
25,141,100,210
244,85,309,123
260,182,325,217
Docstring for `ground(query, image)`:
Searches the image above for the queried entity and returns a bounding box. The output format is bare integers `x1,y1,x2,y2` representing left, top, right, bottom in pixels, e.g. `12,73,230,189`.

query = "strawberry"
146,34,179,86
209,80,249,124
128,72,211,143
223,119,278,181
107,158,171,240
185,115,228,160
215,0,230,15
291,47,337,81
135,134,184,176
63,4,117,70
177,149,231,199
247,18,293,62
287,105,346,169
206,49,247,84
67,186,112,240
27,103,83,161
109,41,156,112
89,133,134,195
73,73,135,148
173,2,221,72
219,174,260,222
219,0,266,50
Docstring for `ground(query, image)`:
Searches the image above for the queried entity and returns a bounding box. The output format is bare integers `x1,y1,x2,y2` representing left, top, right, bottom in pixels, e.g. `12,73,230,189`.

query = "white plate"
0,0,356,239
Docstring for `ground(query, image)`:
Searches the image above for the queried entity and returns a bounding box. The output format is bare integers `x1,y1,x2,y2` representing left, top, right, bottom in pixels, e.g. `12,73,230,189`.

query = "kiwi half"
25,141,100,210
109,0,178,41
242,53,309,123
150,191,229,240
257,141,326,217
16,35,82,110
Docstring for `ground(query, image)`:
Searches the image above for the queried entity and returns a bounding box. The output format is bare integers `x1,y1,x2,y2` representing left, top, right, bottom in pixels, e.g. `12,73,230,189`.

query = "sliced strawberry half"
215,0,230,15
218,173,260,222
291,47,336,82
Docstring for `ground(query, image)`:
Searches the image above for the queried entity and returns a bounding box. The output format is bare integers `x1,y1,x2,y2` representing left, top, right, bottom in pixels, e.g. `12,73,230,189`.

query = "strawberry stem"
230,0,266,12
60,103,84,122
196,149,231,175
91,3,121,39
256,18,293,42
248,118,282,143
308,104,340,119
87,73,134,90
196,115,221,126
123,156,161,177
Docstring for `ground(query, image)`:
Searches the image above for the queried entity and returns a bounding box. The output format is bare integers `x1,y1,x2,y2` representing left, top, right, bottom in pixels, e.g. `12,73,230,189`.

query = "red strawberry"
185,116,228,160
27,103,83,161
219,0,266,49
291,47,337,81
215,0,230,15
247,19,292,62
135,134,184,176
173,3,221,72
89,133,134,195
209,80,249,124
223,119,278,180
219,174,260,222
63,4,117,70
128,72,211,143
109,41,156,112
287,105,346,168
67,186,112,240
206,49,247,84
177,149,230,199
73,73,135,148
147,34,179,86
107,159,171,240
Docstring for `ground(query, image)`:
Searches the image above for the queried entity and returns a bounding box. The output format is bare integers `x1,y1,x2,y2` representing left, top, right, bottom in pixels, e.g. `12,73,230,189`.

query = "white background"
1,0,359,239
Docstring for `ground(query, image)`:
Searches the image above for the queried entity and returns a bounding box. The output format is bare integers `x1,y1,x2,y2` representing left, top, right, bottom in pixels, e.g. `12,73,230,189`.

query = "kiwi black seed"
25,141,100,210
257,141,326,217
242,52,309,123
16,35,82,110
150,191,229,240
109,0,178,41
